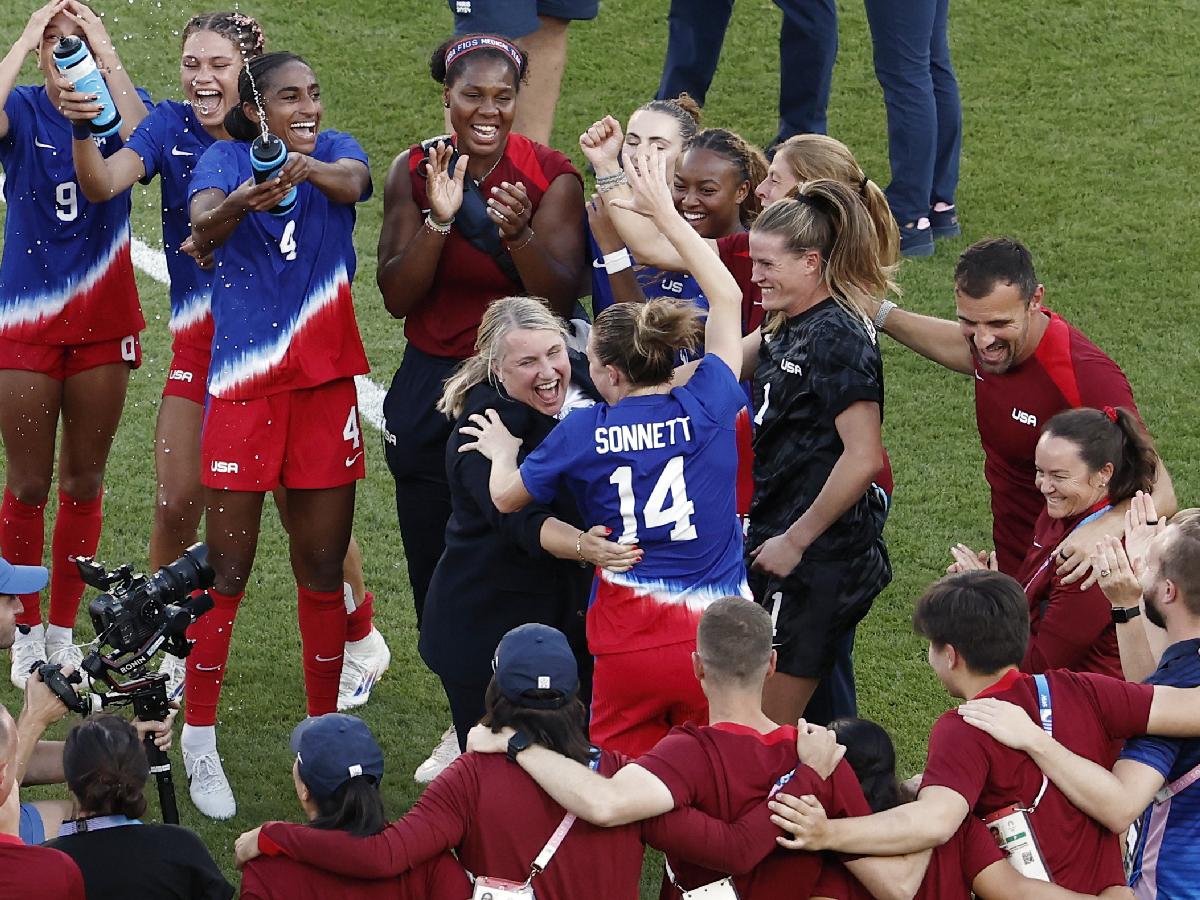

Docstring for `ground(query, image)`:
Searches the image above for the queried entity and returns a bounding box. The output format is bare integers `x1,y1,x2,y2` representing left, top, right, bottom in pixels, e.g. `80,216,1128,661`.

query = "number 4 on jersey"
279,219,298,261
609,455,697,544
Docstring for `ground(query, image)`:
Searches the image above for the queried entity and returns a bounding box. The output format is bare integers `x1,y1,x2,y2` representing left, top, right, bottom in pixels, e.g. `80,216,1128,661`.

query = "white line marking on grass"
0,176,387,432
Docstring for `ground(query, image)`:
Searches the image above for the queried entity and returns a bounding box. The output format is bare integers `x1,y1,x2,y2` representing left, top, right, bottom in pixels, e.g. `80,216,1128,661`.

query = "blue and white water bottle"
250,132,298,216
52,36,120,139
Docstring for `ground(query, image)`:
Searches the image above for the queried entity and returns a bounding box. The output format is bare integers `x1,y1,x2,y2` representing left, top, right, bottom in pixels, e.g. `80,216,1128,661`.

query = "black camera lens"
154,543,215,596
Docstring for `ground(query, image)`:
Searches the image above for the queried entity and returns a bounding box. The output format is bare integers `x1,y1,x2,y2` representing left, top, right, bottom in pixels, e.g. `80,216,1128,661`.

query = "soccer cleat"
337,626,391,711
414,725,461,784
930,205,961,240
184,749,236,820
158,652,187,704
45,634,84,671
10,624,45,690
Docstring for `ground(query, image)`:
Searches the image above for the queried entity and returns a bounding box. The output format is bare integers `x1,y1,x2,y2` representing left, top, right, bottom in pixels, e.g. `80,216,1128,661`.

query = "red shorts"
162,340,210,405
201,378,366,491
589,640,709,758
0,333,142,379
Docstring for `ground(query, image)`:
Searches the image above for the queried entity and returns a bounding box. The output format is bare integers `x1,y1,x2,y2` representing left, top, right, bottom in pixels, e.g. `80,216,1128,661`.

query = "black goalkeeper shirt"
748,298,885,559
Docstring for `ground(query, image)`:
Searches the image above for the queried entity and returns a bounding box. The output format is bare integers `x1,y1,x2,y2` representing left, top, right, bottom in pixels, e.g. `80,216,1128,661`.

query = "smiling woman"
374,35,587,775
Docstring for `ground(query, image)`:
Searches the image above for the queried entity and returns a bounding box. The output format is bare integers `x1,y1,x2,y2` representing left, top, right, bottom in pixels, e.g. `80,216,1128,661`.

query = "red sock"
184,589,243,726
298,586,348,716
49,490,103,629
1,488,46,626
346,591,373,642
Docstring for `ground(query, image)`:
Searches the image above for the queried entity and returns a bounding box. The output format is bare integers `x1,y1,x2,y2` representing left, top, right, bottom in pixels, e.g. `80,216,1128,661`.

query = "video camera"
32,544,215,823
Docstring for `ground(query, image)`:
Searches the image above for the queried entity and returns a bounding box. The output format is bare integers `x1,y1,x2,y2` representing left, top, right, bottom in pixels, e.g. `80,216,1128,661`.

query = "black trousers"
382,345,460,627
656,0,838,144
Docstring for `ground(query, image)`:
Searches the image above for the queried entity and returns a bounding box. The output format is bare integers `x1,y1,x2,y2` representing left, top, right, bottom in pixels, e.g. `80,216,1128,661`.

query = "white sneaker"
158,653,187,704
45,635,84,671
337,626,391,711
184,749,236,820
10,625,46,690
414,725,461,783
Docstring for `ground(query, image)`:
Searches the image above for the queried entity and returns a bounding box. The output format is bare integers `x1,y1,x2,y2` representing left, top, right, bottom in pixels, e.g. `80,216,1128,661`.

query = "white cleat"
157,652,187,704
337,626,391,711
10,624,45,690
45,635,84,671
184,749,236,820
414,725,461,784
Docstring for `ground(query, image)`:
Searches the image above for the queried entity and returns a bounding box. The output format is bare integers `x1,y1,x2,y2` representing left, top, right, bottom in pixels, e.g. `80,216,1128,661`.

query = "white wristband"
602,248,632,275
873,300,897,332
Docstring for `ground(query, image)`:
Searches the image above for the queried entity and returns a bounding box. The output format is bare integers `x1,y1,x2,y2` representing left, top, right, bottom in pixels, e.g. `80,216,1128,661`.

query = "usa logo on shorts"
456,1,471,12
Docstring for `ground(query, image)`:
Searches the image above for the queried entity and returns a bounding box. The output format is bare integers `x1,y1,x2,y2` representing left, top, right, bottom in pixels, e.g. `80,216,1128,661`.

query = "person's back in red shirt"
240,848,470,900
975,311,1137,573
636,721,872,899
921,668,1153,893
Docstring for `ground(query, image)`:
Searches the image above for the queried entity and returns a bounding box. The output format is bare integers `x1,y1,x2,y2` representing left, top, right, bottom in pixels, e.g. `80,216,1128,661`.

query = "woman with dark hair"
949,405,1159,678
183,50,374,818
45,715,232,900
774,718,1127,899
239,714,471,899
460,146,752,757
236,624,791,900
0,0,149,688
69,15,386,716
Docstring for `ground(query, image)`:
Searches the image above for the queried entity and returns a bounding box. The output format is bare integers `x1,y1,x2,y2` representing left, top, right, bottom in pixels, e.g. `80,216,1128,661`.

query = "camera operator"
46,714,231,899
0,555,175,844
0,702,85,899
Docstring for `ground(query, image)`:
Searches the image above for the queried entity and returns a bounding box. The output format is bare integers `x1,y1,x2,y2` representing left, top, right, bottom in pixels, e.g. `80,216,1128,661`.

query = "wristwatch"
506,730,532,763
1111,606,1141,624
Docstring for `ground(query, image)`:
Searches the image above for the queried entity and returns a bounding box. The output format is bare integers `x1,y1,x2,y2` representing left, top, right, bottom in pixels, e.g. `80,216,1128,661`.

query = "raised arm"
376,145,459,319
294,154,370,205
956,698,1165,833
72,137,143,201
1091,534,1160,682
612,144,743,375
65,0,146,139
579,115,718,272
0,1,65,140
871,298,974,375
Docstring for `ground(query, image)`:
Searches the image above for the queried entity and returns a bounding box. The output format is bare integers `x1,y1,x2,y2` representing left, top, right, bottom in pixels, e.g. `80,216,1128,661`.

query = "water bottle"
52,36,121,139
250,133,298,216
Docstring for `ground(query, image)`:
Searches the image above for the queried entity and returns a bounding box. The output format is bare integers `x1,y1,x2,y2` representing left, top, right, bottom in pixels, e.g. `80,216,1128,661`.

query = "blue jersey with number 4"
520,354,750,653
190,130,371,400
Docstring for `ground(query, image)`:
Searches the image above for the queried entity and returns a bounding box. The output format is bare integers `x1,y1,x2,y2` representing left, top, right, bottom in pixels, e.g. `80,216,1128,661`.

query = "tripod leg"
144,737,179,825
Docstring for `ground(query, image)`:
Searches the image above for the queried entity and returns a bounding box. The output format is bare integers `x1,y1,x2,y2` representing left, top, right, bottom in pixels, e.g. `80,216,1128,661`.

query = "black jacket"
418,353,602,684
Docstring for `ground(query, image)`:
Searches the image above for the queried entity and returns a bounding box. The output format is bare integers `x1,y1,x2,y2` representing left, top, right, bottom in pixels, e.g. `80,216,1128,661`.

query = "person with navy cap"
238,624,795,900
238,712,471,899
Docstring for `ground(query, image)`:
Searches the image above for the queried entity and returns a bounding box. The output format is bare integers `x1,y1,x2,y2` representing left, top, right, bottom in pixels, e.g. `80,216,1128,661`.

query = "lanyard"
57,815,143,836
1025,674,1054,812
527,754,601,880
1023,503,1112,595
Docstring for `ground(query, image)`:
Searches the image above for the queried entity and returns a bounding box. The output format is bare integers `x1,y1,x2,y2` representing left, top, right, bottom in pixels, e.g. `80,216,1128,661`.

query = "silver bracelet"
873,300,897,332
595,171,629,194
424,214,453,235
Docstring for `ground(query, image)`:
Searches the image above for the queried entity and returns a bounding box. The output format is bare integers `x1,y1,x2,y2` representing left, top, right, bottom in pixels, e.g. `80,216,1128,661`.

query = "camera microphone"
16,624,29,635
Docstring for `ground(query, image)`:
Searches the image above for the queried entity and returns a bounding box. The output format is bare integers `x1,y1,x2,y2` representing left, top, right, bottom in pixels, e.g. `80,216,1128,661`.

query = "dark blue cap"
290,714,384,799
492,623,578,709
0,557,48,596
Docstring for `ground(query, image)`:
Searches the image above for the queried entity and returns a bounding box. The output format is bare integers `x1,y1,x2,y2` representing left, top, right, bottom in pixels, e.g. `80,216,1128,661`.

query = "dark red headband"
444,35,523,74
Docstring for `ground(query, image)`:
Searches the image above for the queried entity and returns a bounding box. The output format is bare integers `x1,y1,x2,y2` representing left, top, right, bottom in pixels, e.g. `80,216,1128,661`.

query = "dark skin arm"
376,148,449,319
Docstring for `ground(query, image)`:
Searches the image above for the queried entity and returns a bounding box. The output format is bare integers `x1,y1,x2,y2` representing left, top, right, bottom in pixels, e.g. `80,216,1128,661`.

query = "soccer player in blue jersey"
461,144,749,756
182,51,373,819
0,0,150,688
70,14,387,714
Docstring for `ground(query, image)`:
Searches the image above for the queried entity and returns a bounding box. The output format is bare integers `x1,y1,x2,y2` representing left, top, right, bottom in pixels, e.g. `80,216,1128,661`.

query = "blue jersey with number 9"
520,354,750,654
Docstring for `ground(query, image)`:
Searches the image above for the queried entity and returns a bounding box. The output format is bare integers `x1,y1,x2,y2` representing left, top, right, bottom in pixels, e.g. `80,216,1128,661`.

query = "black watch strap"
1111,605,1141,624
507,730,532,763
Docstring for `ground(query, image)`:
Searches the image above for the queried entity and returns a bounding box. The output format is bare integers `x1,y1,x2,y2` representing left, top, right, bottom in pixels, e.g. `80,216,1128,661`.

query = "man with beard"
870,237,1175,577
953,510,1200,897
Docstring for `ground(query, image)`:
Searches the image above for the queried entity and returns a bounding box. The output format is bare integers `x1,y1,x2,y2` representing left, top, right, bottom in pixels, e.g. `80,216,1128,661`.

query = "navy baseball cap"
492,623,578,709
0,557,47,596
290,714,384,799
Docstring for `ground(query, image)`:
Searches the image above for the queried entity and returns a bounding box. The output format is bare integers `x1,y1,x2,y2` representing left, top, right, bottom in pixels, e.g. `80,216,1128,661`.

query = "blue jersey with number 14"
520,354,750,654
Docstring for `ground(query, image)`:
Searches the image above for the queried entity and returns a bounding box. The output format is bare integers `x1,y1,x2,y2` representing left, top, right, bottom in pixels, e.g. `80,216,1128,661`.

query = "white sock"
182,724,217,757
15,623,43,644
45,624,72,646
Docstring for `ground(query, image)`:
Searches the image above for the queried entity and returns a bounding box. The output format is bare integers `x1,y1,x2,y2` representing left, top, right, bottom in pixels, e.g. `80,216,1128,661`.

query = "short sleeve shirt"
921,668,1153,893
1121,639,1200,897
974,311,1138,574
749,298,884,557
636,721,871,898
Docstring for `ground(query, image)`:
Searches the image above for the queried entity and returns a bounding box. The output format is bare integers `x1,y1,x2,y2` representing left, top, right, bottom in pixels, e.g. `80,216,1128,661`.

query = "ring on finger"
1100,569,1112,577
1146,519,1160,525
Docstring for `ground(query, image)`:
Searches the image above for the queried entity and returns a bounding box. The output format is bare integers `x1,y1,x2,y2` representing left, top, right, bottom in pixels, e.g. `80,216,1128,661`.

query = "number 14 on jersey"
609,455,697,544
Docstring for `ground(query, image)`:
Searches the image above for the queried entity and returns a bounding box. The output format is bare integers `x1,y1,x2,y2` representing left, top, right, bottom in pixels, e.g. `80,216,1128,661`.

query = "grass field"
2,0,1198,893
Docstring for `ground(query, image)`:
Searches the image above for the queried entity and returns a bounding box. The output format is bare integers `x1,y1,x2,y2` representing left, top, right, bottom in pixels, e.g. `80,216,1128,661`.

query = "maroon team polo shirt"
921,668,1153,893
636,721,872,899
974,310,1137,574
240,849,471,900
812,816,1004,899
0,833,85,899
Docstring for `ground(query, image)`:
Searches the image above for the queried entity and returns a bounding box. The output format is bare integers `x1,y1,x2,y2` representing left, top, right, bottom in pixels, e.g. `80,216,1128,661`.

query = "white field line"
0,173,387,432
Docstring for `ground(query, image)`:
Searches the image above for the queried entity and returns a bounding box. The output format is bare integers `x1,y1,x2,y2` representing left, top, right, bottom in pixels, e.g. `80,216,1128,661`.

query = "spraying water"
241,49,269,140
